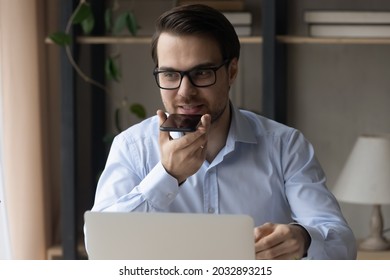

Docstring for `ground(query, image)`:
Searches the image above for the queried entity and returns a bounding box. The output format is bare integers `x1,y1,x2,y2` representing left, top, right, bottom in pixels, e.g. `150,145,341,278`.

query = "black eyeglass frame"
153,59,231,90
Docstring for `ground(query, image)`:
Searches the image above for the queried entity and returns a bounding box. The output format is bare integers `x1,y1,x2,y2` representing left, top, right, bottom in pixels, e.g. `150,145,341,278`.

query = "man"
90,4,357,259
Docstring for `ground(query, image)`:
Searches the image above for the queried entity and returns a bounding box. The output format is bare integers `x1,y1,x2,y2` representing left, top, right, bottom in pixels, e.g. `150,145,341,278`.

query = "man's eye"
193,69,213,78
162,72,179,79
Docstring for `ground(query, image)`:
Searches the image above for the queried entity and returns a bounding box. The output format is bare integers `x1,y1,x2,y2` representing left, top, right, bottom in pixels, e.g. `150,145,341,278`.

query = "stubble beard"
209,100,229,124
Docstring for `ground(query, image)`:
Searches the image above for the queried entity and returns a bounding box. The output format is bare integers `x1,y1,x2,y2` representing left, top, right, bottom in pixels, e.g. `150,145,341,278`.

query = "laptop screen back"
84,211,255,260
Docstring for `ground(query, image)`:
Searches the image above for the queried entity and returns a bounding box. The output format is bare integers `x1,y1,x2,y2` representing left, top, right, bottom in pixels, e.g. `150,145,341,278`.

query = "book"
304,10,390,24
177,0,245,11
233,25,252,36
309,24,390,38
223,11,252,25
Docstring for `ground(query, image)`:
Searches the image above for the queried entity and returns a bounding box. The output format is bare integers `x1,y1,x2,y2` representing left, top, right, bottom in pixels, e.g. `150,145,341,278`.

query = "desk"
357,250,390,260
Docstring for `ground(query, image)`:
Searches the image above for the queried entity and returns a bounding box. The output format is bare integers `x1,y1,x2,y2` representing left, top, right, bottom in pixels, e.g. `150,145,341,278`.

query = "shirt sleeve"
282,129,357,259
91,133,180,212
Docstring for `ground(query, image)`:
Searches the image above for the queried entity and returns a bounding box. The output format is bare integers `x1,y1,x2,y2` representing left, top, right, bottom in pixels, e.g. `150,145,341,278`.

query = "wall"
287,0,390,240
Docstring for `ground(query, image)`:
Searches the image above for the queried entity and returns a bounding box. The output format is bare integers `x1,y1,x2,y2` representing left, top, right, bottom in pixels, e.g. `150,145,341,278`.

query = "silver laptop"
84,211,255,260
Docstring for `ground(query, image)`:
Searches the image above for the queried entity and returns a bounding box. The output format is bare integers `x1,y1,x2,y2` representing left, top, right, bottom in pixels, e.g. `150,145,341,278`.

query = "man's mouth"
177,104,204,114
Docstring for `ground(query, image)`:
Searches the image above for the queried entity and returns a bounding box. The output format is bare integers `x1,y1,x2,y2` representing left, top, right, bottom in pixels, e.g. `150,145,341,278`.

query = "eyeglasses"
153,59,230,90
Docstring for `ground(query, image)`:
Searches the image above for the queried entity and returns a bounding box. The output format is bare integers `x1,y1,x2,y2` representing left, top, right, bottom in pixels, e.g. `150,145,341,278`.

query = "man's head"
151,4,240,67
151,4,240,124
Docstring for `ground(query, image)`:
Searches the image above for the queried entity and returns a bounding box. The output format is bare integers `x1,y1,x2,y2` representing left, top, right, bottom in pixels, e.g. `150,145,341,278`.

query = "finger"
256,250,300,260
177,115,208,149
198,114,211,133
254,224,285,255
255,224,304,260
254,223,274,241
157,109,167,125
157,110,171,143
255,237,300,260
192,114,210,150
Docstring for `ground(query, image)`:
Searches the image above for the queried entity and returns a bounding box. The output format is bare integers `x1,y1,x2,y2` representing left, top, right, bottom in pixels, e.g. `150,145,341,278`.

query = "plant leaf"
129,103,146,119
48,32,72,46
113,12,128,34
104,8,112,33
103,132,116,144
81,14,95,34
105,57,121,82
114,108,122,132
72,2,92,24
126,11,138,36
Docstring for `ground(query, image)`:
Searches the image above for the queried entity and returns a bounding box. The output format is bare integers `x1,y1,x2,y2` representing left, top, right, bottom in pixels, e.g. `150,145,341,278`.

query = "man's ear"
228,58,239,86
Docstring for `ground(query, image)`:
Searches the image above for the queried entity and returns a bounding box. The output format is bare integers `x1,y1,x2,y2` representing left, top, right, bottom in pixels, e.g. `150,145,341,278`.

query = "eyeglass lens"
154,60,228,90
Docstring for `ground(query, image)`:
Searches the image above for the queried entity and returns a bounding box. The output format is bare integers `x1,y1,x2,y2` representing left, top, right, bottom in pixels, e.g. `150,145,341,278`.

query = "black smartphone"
160,114,202,132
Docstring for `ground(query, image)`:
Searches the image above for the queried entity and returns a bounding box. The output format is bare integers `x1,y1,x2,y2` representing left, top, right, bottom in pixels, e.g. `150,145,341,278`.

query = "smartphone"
160,114,202,132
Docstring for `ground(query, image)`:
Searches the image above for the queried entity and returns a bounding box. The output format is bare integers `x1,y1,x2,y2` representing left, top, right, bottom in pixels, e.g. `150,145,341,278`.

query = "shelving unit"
59,0,77,260
58,0,107,260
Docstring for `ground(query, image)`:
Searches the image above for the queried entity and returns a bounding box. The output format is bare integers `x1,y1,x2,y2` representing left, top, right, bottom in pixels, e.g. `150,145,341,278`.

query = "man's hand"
254,223,311,260
157,110,211,184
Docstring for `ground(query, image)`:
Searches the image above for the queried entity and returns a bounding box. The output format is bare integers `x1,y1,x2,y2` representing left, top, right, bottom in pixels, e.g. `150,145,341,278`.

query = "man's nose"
177,75,197,97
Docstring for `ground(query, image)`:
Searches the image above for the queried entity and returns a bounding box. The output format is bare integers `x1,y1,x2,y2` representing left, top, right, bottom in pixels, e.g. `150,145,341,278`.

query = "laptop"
84,211,255,260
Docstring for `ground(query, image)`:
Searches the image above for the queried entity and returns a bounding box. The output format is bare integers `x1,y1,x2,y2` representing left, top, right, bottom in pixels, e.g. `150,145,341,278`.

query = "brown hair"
151,4,240,66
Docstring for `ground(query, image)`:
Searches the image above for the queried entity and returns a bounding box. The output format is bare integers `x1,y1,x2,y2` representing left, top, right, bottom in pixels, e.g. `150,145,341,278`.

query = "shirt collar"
227,103,258,147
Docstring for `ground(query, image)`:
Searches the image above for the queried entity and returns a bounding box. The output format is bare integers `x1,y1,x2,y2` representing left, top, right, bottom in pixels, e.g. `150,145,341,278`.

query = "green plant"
49,0,146,142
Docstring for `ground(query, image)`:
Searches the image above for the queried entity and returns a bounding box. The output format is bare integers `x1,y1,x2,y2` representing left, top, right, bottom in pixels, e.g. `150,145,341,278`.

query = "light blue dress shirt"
91,104,357,259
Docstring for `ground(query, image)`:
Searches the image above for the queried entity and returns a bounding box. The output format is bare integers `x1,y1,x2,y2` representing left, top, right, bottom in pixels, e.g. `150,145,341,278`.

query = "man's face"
156,32,237,123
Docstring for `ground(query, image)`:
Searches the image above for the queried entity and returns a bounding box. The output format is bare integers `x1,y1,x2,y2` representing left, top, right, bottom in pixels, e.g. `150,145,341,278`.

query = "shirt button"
208,207,215,213
167,193,174,200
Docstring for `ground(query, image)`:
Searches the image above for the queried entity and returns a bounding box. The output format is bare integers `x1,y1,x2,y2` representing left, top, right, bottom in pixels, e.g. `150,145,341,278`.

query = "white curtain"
0,50,12,259
0,0,50,259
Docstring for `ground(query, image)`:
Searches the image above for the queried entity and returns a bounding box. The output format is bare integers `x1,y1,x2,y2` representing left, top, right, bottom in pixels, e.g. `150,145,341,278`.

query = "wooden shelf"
77,36,152,44
46,35,390,46
239,36,263,44
77,35,263,45
277,35,390,45
46,35,263,45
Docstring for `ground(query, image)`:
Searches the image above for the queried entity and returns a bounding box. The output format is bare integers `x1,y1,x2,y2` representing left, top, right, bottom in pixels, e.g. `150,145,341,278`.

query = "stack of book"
177,0,245,11
176,0,252,36
223,10,252,36
304,10,390,38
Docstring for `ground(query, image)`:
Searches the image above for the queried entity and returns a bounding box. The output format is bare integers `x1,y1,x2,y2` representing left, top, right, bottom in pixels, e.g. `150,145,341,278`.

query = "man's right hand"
157,110,210,184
